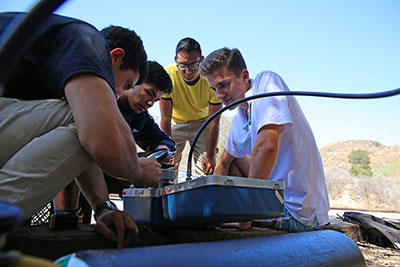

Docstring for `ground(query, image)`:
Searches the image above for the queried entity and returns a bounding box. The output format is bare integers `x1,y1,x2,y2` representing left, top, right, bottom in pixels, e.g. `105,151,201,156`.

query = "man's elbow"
80,136,122,163
254,142,278,158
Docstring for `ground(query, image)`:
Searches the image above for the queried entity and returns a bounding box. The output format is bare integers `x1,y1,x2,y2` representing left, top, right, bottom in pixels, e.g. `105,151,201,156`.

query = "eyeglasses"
176,61,200,71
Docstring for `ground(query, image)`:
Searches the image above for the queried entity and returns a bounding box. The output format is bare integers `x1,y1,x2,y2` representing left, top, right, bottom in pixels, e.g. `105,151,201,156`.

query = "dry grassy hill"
320,140,400,211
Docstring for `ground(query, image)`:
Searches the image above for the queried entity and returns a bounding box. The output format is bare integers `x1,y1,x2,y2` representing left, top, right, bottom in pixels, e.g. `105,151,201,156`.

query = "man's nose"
216,90,225,99
184,68,194,74
146,100,154,107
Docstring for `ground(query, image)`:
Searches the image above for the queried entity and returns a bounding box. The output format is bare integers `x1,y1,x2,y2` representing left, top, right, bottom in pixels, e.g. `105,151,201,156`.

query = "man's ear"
200,55,205,62
110,48,125,63
241,69,250,82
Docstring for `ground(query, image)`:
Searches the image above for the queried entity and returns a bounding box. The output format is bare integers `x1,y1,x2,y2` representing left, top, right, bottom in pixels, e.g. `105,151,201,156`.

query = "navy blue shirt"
118,102,176,152
0,12,114,100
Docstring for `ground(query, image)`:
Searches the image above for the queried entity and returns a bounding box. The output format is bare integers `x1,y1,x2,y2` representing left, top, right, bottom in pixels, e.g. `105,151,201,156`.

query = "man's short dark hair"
143,61,172,94
175,37,202,56
101,26,148,84
200,47,247,78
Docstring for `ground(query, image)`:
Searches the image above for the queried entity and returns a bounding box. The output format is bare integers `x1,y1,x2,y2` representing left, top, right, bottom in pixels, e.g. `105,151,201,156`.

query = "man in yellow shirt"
160,38,222,180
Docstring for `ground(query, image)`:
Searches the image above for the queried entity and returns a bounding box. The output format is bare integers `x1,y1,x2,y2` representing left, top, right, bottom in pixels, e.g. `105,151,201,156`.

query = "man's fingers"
202,161,208,171
95,210,140,248
111,210,126,248
122,212,139,247
123,227,140,247
202,161,214,175
95,222,117,243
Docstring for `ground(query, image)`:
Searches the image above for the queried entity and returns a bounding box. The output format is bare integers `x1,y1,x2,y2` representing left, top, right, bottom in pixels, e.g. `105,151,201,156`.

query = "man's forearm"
160,118,172,137
206,120,220,158
206,104,222,158
159,99,173,137
249,146,276,180
248,125,280,180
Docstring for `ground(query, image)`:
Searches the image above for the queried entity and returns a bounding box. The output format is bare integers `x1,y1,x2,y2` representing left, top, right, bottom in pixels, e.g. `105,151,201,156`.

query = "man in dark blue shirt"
109,60,175,193
118,61,175,154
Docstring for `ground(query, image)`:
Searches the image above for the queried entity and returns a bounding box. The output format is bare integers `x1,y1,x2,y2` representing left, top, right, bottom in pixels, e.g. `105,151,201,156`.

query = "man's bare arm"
249,124,281,180
159,99,173,137
202,103,222,174
65,74,142,183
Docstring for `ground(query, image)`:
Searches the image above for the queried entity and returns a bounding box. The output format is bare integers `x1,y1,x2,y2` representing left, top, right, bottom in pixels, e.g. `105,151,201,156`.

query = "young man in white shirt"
200,47,330,231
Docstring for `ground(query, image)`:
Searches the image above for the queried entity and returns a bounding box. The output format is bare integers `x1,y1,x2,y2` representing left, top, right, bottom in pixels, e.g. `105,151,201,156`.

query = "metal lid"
122,188,160,198
160,175,285,196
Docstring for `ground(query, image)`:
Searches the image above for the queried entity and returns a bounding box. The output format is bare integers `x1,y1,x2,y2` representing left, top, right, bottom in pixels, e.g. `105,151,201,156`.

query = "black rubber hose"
186,87,400,179
0,0,68,95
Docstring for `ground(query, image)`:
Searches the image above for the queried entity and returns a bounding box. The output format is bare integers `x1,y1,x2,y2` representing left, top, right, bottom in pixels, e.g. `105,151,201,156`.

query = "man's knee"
231,157,250,177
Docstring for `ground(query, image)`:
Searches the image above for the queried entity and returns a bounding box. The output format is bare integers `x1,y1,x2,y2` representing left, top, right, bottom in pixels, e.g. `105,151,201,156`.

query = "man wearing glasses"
160,38,222,180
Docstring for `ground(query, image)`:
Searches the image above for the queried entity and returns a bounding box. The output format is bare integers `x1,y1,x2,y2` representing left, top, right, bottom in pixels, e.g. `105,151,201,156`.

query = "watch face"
107,201,118,210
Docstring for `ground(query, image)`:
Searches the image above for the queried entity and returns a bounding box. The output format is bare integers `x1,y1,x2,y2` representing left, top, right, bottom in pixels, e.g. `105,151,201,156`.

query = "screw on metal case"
224,178,234,185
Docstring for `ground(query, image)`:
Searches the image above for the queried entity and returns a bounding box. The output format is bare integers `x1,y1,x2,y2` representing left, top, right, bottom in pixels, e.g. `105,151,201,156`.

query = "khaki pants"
172,121,209,180
0,98,92,220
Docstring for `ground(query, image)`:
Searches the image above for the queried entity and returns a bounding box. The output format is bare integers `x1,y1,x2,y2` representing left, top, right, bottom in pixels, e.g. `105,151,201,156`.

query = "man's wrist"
206,152,216,159
94,201,118,220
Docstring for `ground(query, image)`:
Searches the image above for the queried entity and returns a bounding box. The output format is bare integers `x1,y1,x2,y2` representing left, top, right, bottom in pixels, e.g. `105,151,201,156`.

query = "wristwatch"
94,201,118,220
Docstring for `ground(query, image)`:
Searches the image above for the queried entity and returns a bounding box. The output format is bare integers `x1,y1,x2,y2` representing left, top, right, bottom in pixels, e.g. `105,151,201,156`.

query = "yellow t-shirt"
163,64,221,123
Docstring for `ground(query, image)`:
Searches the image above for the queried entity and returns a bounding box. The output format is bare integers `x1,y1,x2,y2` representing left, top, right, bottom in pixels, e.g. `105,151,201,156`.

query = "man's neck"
246,79,252,92
117,95,130,111
240,79,252,111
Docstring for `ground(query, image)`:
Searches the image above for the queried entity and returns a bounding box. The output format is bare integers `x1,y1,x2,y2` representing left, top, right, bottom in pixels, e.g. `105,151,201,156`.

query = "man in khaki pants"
0,12,160,248
160,37,222,180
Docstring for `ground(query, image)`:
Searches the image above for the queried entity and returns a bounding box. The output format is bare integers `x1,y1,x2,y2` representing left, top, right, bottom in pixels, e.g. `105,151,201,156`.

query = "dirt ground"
358,242,400,267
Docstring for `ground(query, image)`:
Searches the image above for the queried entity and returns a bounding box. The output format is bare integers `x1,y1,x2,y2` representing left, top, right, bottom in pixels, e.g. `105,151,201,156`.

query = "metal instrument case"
160,175,285,225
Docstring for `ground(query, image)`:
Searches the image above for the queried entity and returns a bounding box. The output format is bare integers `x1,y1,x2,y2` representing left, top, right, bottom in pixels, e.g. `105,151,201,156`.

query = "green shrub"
349,164,373,177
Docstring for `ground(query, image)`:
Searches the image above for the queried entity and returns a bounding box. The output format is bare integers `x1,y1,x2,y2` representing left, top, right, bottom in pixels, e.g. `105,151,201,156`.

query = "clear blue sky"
1,0,399,148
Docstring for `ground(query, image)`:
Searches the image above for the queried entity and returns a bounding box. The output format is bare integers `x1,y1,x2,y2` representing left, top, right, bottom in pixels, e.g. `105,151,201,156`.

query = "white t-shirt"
226,71,330,226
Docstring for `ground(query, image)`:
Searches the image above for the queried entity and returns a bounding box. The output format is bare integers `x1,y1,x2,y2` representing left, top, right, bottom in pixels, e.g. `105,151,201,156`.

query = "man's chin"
132,108,142,114
222,99,239,110
228,105,239,111
183,76,196,82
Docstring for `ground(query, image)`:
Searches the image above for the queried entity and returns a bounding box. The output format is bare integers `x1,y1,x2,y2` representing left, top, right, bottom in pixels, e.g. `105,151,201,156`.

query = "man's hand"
202,156,216,175
136,157,161,187
155,146,174,165
95,209,139,248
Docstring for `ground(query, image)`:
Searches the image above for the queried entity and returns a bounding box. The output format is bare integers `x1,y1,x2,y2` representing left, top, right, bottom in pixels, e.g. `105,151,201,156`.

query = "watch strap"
94,201,117,220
